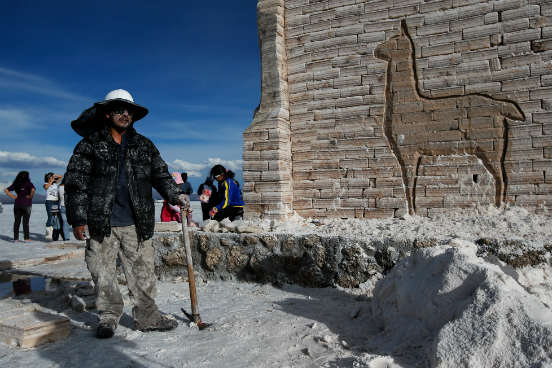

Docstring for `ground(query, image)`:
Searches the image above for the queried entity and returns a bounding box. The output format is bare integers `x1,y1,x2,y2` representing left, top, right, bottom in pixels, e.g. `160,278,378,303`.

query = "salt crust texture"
364,240,552,367
251,205,552,248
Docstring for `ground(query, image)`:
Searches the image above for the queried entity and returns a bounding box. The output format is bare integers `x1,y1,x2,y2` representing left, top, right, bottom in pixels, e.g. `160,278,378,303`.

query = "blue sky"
0,1,259,194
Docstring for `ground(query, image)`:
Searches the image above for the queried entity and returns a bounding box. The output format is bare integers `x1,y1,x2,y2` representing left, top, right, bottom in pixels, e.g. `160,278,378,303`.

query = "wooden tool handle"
181,208,200,320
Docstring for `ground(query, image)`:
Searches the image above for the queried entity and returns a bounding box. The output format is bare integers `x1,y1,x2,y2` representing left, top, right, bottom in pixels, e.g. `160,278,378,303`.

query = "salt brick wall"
243,0,552,220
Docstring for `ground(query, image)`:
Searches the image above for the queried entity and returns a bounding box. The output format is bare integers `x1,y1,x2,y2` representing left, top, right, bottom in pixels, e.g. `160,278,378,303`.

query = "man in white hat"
65,89,190,338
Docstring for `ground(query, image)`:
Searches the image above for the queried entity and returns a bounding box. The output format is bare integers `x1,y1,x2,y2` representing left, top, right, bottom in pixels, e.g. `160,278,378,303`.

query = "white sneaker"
45,226,53,241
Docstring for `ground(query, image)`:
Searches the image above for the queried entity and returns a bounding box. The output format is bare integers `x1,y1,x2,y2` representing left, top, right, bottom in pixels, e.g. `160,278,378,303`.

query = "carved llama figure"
374,20,525,215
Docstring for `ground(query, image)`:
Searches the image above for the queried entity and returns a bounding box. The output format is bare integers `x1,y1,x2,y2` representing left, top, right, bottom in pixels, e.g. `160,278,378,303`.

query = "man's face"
106,104,134,131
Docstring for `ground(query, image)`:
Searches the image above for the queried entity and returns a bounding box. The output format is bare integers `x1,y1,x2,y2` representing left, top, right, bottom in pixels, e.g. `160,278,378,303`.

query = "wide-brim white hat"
71,89,148,137
93,89,148,121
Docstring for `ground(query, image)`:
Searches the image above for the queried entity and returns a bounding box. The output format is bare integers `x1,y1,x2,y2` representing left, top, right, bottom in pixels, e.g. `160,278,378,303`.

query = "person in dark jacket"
197,176,217,221
179,172,193,195
4,171,35,242
209,164,245,221
65,89,189,339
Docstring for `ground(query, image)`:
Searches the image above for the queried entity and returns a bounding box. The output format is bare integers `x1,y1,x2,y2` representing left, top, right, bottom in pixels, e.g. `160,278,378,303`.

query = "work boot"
136,314,178,332
96,319,117,339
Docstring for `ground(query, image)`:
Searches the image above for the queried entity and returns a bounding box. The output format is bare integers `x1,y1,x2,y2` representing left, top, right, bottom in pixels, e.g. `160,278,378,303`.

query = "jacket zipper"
125,150,144,243
107,142,121,238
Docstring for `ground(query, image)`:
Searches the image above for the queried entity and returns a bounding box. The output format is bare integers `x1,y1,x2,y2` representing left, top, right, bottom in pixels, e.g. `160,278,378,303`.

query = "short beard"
110,121,131,133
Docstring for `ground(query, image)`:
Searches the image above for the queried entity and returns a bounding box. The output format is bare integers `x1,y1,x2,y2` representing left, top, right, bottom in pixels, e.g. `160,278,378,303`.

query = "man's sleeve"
150,142,183,205
64,140,93,226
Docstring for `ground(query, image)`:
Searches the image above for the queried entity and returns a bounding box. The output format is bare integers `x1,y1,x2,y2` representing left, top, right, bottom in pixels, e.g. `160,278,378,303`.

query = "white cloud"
172,160,207,171
171,160,208,178
169,157,243,178
0,151,66,169
206,158,243,172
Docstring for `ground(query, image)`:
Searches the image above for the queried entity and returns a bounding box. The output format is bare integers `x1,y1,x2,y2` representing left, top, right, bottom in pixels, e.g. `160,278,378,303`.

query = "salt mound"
370,240,552,367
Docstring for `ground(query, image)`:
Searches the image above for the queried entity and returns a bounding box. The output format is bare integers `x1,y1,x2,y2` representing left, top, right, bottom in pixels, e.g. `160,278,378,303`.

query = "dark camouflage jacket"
65,125,182,241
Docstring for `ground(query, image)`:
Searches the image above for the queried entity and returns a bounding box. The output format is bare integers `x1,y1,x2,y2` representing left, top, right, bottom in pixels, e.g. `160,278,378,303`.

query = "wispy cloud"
0,108,35,129
0,105,82,135
173,103,253,116
0,151,66,169
144,118,245,143
0,66,91,103
170,157,243,178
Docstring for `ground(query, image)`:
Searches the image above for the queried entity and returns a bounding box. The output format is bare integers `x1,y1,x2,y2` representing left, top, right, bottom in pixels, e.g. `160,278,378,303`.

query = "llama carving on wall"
374,20,525,215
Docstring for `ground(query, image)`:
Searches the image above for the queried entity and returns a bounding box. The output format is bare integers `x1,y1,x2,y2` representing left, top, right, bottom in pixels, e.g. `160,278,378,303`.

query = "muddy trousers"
85,225,162,328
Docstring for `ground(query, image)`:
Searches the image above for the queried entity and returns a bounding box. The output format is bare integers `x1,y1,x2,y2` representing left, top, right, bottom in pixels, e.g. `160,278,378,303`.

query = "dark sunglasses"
109,106,134,115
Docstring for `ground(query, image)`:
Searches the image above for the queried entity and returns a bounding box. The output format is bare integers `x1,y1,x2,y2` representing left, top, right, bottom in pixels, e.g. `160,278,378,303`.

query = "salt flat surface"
0,280,372,368
0,204,551,367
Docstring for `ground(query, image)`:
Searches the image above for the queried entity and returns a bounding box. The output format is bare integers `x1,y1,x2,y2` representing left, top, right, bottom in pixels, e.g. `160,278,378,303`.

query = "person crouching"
209,164,245,221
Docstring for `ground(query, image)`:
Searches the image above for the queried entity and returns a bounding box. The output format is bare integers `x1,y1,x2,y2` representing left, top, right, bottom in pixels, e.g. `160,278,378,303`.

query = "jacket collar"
90,124,138,146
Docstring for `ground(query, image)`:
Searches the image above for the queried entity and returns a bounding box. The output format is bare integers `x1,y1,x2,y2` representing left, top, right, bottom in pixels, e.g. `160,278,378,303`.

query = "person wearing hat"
64,89,190,338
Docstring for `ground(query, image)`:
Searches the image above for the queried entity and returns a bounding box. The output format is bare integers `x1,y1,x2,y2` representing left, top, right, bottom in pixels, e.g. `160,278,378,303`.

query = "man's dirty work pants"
86,225,161,327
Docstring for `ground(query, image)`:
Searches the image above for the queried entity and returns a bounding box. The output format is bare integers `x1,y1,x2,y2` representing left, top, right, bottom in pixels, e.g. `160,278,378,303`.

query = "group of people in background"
4,171,71,242
5,163,246,243
160,165,245,224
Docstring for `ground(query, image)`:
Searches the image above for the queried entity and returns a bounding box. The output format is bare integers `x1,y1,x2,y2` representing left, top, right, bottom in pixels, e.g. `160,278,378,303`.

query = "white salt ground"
0,204,551,367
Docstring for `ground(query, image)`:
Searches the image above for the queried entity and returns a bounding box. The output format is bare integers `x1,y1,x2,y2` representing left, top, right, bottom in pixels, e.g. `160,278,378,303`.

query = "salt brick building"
243,0,552,220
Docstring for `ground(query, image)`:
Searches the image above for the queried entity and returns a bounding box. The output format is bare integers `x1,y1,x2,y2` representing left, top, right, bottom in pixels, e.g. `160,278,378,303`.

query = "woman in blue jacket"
209,164,245,221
